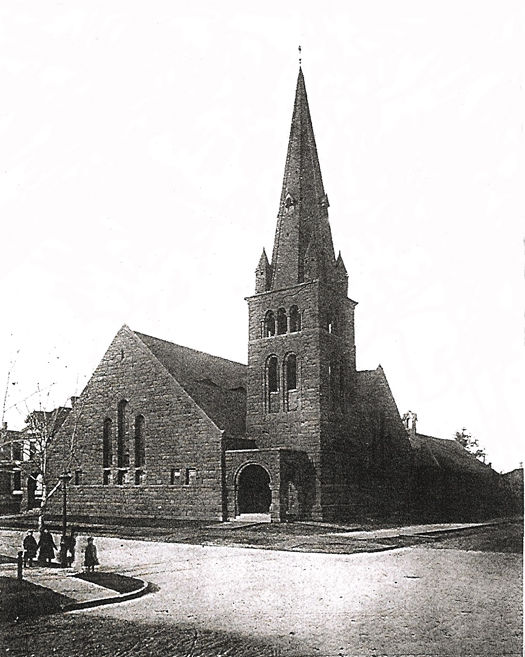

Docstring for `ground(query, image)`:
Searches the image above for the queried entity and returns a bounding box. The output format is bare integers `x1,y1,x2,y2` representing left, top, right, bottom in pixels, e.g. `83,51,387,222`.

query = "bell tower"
245,67,358,519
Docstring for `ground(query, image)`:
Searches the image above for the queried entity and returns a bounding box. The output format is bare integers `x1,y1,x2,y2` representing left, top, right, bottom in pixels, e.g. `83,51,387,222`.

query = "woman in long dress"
38,528,56,564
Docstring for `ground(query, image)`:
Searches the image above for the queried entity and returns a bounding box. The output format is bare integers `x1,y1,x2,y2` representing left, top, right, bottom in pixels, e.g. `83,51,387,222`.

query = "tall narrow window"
284,353,298,411
12,442,22,461
285,354,297,391
13,470,21,492
117,400,129,468
277,308,287,334
134,415,145,468
264,311,276,337
268,356,278,393
289,305,301,332
266,355,279,413
103,418,112,468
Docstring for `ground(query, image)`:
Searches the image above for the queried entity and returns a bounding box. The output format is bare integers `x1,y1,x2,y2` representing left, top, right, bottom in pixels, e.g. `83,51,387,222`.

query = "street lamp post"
59,472,72,567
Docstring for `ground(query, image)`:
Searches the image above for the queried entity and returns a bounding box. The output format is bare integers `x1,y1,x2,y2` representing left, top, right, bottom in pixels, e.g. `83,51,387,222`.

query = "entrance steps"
234,513,271,523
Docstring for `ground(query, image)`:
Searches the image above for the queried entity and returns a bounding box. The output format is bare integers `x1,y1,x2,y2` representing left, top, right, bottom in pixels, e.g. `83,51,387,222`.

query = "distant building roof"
134,331,247,437
25,407,71,437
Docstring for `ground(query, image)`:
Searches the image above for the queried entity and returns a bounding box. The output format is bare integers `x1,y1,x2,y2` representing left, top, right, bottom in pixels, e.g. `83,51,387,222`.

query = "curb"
62,578,151,612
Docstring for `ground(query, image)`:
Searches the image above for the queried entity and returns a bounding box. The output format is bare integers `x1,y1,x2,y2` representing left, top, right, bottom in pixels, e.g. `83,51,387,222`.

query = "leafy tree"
454,427,486,462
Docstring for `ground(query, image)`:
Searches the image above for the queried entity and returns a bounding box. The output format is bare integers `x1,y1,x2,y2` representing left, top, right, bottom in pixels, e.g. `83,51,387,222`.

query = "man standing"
22,530,38,567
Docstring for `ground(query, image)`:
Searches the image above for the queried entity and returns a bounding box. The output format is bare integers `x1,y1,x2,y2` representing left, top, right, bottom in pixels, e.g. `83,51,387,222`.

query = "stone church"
47,69,446,524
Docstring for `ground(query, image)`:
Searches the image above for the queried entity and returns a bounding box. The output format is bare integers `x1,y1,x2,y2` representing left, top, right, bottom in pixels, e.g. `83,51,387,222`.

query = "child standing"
83,537,99,573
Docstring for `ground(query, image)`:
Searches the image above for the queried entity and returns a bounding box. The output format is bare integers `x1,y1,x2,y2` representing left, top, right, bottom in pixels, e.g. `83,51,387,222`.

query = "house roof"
133,331,247,436
412,432,495,476
25,407,71,437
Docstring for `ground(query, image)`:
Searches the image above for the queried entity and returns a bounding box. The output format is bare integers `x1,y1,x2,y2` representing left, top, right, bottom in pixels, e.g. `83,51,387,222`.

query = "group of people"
22,528,99,571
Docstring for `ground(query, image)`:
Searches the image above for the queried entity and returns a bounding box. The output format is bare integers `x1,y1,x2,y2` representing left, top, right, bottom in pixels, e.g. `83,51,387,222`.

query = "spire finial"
298,45,302,67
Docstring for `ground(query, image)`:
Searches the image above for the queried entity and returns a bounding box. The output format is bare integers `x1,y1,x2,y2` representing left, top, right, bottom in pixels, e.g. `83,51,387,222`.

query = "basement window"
184,468,197,486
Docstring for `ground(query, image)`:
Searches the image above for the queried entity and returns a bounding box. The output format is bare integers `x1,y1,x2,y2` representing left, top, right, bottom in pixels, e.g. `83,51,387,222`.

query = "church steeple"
269,67,337,291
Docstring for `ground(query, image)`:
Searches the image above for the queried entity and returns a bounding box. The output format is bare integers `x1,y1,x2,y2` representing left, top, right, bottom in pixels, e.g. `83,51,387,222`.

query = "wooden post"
17,551,23,581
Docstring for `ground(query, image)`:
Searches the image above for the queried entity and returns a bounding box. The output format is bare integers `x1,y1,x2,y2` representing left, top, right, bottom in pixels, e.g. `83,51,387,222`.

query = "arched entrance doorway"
237,464,271,515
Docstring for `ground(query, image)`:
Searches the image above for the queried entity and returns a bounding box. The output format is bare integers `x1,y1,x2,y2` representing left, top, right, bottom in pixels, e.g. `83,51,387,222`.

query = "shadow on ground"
1,614,293,657
0,576,73,622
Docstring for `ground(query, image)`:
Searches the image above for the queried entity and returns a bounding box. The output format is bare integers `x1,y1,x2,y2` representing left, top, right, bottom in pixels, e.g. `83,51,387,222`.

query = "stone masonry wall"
246,281,323,518
47,326,224,522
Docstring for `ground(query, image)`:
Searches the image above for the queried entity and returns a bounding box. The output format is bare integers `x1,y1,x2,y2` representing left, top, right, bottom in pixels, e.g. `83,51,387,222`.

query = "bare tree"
1,377,84,528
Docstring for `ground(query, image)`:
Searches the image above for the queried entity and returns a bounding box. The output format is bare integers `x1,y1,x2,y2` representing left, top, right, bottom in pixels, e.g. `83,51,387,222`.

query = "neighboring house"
0,407,71,514
46,67,505,525
0,425,24,514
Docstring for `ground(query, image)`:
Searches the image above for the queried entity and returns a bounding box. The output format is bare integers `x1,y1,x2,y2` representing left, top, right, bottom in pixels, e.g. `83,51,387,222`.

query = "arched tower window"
284,353,298,411
277,308,287,335
267,356,279,392
117,400,129,468
103,418,112,468
134,415,145,468
266,355,279,413
284,353,297,391
264,311,276,337
289,305,301,332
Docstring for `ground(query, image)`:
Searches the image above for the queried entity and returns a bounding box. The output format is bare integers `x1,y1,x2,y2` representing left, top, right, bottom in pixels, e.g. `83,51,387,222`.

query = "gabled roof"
412,432,496,476
133,331,247,437
352,367,413,455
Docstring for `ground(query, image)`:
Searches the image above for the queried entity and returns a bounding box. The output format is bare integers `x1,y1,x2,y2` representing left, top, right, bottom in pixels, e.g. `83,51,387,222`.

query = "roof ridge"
132,330,246,369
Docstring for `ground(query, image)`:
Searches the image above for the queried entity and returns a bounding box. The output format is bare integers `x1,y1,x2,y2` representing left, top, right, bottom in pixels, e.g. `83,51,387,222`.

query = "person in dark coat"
64,529,77,567
83,537,99,573
22,530,38,567
38,528,56,565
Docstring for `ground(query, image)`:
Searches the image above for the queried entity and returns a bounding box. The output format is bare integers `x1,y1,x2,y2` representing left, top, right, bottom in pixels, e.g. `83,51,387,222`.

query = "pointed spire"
255,248,272,293
336,251,347,274
270,68,337,290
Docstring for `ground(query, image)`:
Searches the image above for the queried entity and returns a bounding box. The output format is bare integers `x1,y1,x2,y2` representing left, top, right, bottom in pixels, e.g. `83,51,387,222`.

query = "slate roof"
271,67,337,289
411,432,495,476
133,331,247,437
355,368,381,395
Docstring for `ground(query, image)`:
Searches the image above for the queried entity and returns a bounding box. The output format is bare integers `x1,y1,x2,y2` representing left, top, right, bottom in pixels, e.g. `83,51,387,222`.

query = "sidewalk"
325,521,492,540
0,550,148,611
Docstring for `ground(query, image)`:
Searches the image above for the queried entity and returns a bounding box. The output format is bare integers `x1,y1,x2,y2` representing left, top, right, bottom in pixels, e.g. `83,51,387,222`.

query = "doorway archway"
237,464,271,514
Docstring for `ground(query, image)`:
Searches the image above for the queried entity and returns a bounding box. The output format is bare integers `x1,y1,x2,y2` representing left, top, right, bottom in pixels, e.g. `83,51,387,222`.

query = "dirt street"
1,526,522,656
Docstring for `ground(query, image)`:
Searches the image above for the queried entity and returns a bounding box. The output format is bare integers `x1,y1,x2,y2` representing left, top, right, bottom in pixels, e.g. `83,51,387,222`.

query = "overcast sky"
0,1,523,472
